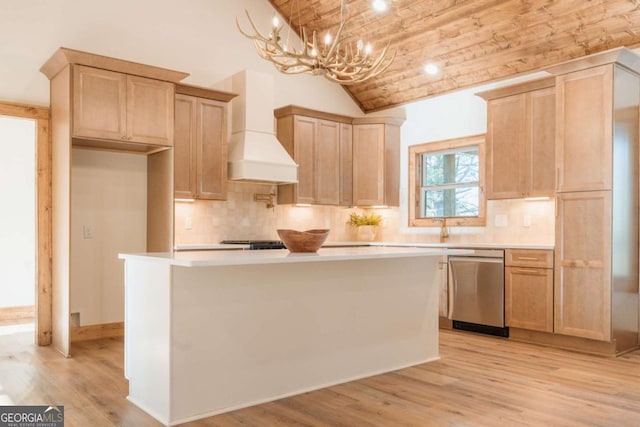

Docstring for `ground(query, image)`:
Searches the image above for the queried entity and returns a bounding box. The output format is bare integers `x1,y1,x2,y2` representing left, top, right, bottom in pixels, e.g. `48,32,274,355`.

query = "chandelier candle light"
236,0,395,85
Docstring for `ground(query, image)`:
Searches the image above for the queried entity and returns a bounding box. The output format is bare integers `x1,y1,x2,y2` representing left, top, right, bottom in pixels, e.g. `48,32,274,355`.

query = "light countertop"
370,242,555,250
173,241,554,251
121,246,470,267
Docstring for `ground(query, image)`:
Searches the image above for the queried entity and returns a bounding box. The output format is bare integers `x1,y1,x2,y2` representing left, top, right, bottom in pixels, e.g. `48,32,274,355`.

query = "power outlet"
523,215,532,227
70,312,80,327
82,225,94,239
494,214,508,227
185,216,193,230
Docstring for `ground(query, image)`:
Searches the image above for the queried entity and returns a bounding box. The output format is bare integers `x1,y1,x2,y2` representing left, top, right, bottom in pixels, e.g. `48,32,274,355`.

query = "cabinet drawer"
505,249,553,268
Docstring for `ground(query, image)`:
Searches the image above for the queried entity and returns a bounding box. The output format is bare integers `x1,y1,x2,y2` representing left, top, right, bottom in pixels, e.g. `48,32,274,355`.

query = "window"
409,134,486,227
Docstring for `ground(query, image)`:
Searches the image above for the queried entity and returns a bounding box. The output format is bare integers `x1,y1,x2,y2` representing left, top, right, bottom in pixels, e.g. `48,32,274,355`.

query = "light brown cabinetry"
555,66,613,193
275,107,352,206
546,51,640,354
554,191,611,341
352,119,402,207
277,115,341,205
73,65,174,147
505,249,554,333
339,122,353,206
275,106,403,207
315,119,341,205
478,78,555,199
174,93,229,200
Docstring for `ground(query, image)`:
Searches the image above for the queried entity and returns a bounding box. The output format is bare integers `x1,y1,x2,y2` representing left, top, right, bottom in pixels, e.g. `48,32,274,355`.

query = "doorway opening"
0,102,51,347
0,115,36,338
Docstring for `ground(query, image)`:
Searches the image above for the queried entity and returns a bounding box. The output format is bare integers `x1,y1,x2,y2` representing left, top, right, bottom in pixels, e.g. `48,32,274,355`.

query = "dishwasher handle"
448,256,504,264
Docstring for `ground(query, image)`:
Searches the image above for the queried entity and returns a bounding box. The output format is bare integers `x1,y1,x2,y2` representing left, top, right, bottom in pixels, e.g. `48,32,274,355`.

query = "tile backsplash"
174,182,555,246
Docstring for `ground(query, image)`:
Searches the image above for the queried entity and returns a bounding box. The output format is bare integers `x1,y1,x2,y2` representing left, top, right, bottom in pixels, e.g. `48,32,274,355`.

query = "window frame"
408,134,486,227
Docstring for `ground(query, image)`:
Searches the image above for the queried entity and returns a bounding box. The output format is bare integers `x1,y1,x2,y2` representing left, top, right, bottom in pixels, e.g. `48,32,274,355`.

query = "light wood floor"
1,325,639,426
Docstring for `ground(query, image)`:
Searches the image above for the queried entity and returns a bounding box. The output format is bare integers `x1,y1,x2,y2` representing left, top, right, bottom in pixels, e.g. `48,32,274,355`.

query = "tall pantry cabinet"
549,49,640,354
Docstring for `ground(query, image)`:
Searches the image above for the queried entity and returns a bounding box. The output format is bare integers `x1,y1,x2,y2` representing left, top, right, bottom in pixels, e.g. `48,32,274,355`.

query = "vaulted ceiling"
267,0,640,112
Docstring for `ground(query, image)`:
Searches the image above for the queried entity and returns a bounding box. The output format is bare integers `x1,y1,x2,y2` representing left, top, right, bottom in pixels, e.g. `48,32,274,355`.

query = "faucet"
435,218,449,242
254,192,276,210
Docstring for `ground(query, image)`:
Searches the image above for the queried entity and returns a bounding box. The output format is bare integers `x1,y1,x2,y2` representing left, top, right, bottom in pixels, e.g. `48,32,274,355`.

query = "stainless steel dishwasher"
448,249,508,337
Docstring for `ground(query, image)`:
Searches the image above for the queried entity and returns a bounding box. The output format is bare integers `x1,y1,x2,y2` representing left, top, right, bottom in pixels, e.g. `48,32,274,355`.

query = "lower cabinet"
554,191,612,341
505,249,554,333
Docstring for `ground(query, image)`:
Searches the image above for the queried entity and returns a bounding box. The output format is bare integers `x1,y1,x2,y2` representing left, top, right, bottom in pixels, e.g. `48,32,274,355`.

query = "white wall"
0,0,363,116
0,116,35,308
71,149,147,326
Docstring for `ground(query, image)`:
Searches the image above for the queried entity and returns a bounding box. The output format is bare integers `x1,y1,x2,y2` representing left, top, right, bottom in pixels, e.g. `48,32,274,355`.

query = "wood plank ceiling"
266,0,640,112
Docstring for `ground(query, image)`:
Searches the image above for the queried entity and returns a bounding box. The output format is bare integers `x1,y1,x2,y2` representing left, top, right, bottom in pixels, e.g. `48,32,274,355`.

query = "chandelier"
236,1,395,85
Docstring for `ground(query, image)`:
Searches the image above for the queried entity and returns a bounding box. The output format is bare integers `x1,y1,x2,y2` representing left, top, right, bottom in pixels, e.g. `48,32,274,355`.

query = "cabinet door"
315,119,340,205
556,66,613,192
486,94,527,199
73,65,127,141
528,87,556,197
555,191,612,341
196,99,227,200
353,124,385,206
293,116,316,204
340,123,353,206
174,95,197,198
127,75,174,146
505,267,553,332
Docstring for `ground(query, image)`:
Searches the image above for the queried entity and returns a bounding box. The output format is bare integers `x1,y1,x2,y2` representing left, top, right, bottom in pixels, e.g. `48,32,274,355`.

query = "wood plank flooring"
1,325,639,426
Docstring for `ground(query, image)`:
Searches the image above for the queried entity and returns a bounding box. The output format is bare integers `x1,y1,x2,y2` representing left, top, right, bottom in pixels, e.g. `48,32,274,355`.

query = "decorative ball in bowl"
277,229,330,253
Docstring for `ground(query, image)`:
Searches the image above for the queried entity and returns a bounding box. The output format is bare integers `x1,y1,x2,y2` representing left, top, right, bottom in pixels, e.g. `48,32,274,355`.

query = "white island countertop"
120,246,469,267
173,241,554,251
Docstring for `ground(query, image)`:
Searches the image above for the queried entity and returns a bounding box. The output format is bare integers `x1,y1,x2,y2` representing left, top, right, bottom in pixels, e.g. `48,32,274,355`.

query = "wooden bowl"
277,229,330,253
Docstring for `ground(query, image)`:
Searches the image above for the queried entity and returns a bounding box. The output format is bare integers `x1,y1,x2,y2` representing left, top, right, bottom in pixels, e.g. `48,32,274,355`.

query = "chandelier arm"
256,47,317,73
237,11,278,42
323,21,346,60
325,47,395,82
236,8,395,85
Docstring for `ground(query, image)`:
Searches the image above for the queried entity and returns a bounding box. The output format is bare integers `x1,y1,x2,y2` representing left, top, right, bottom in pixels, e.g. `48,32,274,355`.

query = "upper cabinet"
352,120,402,207
275,106,403,207
174,86,235,200
276,114,343,205
555,66,613,193
275,106,354,206
339,122,353,206
477,78,555,199
73,65,175,147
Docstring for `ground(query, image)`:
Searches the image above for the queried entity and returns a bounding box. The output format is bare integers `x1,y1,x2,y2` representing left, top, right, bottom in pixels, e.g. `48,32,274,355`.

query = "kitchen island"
119,246,463,426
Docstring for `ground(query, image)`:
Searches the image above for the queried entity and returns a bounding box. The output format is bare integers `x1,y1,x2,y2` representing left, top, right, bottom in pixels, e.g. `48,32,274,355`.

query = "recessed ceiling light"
423,62,440,76
372,0,388,12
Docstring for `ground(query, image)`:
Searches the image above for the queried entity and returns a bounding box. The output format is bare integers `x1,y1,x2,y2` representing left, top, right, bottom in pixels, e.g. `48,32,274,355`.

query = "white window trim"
408,134,486,227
